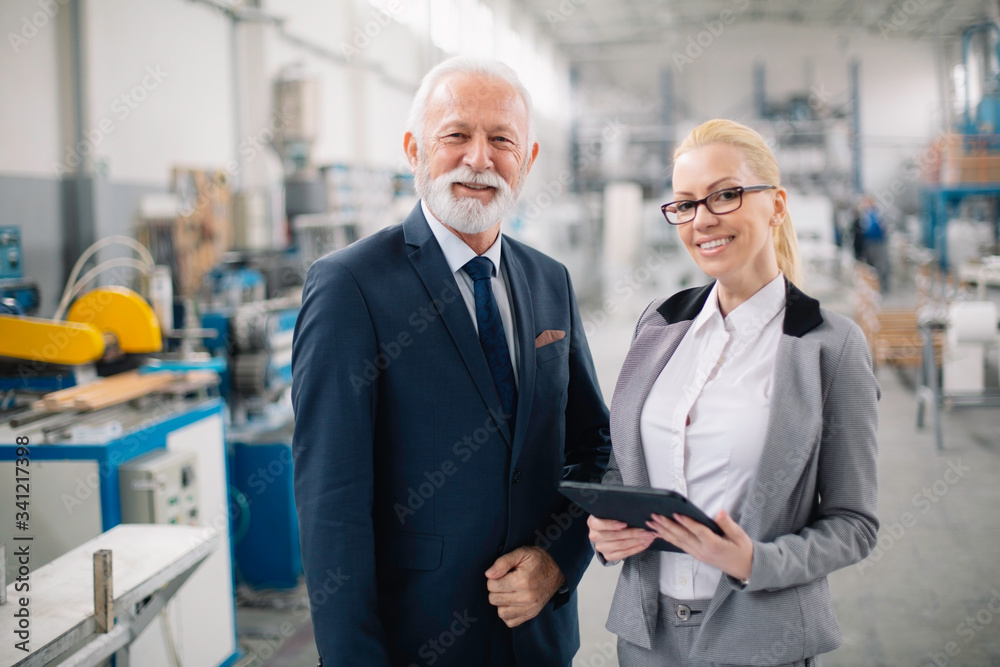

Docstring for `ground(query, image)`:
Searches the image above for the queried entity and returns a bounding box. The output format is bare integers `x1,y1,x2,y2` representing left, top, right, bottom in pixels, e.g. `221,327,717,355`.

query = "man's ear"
524,142,540,176
403,132,419,171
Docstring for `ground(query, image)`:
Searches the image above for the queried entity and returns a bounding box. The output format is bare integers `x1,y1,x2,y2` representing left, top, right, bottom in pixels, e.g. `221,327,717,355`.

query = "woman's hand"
646,510,754,582
588,515,656,562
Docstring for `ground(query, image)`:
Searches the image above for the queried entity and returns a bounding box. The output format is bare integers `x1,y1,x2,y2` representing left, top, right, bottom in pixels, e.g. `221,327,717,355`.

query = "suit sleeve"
542,268,612,603
291,258,392,665
735,324,880,592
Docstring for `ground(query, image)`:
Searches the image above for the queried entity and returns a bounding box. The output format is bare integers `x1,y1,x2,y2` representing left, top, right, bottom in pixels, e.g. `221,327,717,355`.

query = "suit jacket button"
511,468,521,483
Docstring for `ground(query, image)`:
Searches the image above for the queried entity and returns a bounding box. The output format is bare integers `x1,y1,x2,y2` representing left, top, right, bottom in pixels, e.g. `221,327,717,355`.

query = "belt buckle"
676,604,691,621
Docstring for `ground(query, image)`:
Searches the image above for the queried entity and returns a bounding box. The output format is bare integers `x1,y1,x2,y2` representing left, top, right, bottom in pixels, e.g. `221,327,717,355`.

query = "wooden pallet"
854,264,944,368
32,370,218,413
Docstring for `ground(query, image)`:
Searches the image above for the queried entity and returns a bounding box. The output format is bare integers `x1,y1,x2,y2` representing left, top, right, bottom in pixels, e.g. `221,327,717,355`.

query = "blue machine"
229,432,302,589
198,258,303,590
0,227,22,278
0,226,40,314
922,22,1000,267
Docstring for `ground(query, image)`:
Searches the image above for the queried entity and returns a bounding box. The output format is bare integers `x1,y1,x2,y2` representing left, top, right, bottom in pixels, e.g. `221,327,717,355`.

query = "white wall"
671,24,942,193
0,0,69,177
1,0,572,184
84,0,234,184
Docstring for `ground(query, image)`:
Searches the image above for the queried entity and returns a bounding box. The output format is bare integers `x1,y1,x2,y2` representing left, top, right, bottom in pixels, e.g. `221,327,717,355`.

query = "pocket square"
535,330,566,348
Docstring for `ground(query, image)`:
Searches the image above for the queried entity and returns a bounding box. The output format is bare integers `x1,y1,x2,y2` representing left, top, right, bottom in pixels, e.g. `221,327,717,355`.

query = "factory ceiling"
525,0,998,55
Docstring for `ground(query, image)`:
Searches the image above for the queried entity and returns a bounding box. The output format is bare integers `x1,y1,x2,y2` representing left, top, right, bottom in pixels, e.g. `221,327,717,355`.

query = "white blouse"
640,273,786,600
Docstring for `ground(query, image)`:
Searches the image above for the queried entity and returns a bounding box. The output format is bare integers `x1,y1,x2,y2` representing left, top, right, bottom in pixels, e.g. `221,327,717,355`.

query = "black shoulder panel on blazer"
782,280,824,338
655,283,715,324
654,279,824,338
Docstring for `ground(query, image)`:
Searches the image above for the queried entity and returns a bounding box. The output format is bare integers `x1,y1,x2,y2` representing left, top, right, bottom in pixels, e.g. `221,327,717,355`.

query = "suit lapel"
702,333,824,624
502,241,535,459
739,334,824,533
612,320,693,488
404,207,512,445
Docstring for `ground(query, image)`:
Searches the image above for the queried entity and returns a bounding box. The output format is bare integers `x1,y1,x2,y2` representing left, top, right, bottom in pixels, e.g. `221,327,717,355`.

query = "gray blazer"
602,280,880,665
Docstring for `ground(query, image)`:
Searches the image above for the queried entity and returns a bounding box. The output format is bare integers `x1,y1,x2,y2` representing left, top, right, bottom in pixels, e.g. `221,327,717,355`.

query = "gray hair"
406,56,536,149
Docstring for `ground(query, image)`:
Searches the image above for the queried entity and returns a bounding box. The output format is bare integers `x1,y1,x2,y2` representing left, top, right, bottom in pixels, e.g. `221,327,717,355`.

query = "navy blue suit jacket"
291,203,611,666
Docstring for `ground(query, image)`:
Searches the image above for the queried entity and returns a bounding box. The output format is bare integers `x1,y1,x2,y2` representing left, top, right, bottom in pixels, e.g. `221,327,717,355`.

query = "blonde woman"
588,119,879,666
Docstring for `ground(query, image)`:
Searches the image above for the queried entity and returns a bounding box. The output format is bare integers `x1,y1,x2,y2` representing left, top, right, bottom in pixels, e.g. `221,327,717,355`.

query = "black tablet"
559,480,723,553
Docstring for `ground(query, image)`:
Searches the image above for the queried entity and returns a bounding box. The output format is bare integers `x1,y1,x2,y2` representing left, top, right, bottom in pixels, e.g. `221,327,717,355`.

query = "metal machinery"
200,254,299,423
0,227,40,316
193,67,324,591
0,399,236,666
0,237,238,666
274,67,327,230
913,23,1000,448
199,252,303,589
922,22,1000,268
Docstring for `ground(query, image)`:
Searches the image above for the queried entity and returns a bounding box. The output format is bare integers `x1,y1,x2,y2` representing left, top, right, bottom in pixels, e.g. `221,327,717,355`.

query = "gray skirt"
617,593,821,667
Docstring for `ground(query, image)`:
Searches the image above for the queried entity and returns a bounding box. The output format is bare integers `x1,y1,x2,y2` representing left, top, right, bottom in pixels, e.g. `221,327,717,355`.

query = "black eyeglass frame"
661,184,777,225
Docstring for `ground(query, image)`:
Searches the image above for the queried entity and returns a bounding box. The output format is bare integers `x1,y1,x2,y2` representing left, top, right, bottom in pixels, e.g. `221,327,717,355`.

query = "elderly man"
292,56,611,666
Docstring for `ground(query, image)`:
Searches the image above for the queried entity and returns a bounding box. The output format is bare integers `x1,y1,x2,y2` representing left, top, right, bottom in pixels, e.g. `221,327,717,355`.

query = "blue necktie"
462,256,517,428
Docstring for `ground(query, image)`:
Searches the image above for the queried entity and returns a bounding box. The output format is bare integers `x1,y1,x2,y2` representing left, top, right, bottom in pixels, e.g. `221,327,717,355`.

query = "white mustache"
443,166,508,192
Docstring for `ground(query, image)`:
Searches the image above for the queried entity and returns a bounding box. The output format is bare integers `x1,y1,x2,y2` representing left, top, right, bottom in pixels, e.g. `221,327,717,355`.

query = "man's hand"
485,546,565,628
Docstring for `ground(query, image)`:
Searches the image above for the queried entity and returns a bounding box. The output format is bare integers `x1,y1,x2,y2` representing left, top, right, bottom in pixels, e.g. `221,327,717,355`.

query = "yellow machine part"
0,316,106,365
67,287,162,354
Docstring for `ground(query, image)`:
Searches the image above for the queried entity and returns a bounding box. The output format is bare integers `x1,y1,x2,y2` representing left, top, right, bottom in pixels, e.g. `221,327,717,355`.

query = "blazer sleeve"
543,267,612,603
593,298,655,566
738,323,880,592
291,258,392,665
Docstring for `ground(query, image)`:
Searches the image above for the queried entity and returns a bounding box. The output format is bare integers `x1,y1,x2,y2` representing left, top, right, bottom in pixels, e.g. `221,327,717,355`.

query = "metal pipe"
850,58,862,194
230,13,244,193
185,0,413,93
66,0,95,293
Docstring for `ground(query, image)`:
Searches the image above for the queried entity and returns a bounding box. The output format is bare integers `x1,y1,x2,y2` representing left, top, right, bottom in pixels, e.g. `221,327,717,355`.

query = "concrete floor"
233,261,1000,667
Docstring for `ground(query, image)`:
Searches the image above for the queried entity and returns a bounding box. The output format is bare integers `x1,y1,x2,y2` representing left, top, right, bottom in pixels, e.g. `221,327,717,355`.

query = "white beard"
415,160,524,235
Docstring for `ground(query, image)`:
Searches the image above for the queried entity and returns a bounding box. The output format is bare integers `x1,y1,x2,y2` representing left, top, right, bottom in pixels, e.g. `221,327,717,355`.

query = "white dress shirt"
640,273,786,600
422,200,519,386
